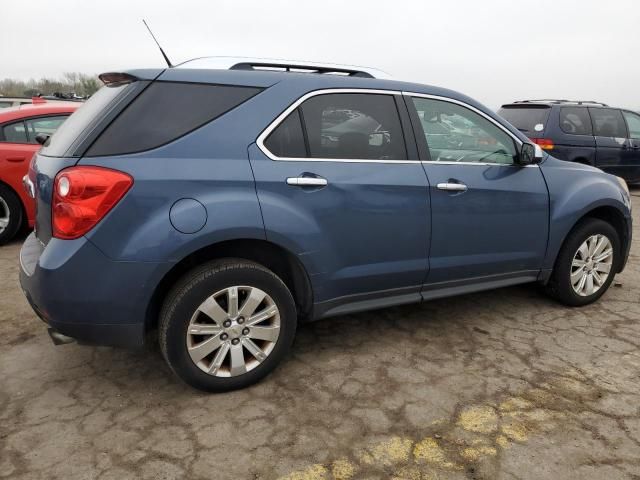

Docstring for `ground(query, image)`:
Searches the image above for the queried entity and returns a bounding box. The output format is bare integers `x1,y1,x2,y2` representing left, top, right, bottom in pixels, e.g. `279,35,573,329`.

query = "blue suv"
498,100,640,183
20,58,633,391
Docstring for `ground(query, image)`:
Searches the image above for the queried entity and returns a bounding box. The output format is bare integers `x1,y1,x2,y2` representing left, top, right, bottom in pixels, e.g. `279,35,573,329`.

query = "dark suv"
20,59,632,391
498,100,640,183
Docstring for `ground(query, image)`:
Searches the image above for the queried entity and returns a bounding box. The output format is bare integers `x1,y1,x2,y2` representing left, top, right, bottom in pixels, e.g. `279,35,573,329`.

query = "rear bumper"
19,232,171,348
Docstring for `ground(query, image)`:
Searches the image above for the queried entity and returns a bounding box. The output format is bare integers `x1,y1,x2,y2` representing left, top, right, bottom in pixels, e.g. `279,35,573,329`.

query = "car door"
589,107,631,177
249,90,431,315
405,94,549,290
621,110,640,182
0,120,38,163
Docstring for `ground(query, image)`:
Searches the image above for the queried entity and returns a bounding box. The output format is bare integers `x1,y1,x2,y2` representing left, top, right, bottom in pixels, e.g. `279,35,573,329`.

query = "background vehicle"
19,59,632,392
0,97,34,109
0,102,79,244
0,95,83,109
498,100,640,183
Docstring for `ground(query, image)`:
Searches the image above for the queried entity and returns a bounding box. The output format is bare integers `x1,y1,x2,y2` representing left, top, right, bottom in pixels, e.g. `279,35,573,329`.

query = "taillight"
532,138,554,150
52,166,133,239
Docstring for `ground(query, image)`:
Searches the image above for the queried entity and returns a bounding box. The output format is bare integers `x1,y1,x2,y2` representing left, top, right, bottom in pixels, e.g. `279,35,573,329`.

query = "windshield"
498,105,550,136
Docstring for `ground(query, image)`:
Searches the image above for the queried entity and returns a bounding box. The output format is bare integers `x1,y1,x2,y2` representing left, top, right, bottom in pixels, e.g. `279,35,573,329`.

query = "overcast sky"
1,0,638,108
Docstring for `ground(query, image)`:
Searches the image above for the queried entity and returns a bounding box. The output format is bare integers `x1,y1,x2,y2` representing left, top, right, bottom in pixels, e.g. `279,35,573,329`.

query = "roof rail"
513,99,609,107
175,56,392,79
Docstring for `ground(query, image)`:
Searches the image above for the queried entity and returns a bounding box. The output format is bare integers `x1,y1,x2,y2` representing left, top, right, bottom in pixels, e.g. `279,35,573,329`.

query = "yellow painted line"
280,375,594,479
456,405,498,434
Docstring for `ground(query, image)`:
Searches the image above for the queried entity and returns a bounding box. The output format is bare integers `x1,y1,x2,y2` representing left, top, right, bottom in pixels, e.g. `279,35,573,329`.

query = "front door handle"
286,177,328,187
7,156,26,163
437,182,467,192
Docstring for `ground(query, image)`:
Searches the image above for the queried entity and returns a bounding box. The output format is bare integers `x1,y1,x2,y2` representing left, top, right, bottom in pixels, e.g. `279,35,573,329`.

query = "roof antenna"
142,19,173,68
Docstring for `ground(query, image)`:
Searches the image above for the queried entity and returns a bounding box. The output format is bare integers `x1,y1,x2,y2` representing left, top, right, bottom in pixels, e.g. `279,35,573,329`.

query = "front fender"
540,158,631,271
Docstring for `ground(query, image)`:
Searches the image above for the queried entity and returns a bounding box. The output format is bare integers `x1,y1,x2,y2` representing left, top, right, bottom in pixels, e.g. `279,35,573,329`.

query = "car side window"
301,93,406,160
411,97,517,165
589,108,627,138
622,111,640,139
559,107,592,135
24,115,69,144
1,121,28,143
264,93,407,160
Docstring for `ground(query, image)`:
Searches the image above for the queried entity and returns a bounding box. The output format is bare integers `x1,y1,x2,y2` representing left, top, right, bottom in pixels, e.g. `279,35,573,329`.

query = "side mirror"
35,133,50,145
518,142,543,166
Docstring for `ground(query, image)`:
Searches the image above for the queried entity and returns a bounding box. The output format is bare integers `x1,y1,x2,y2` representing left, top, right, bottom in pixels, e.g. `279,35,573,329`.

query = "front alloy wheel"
570,234,613,297
0,185,23,245
546,218,619,306
0,196,10,234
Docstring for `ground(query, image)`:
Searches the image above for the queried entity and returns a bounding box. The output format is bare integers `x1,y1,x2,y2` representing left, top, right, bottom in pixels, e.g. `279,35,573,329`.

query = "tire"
159,259,297,392
0,184,23,246
546,218,619,307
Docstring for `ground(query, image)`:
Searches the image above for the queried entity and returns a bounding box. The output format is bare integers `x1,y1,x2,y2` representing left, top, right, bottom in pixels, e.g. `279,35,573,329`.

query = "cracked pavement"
1,191,639,479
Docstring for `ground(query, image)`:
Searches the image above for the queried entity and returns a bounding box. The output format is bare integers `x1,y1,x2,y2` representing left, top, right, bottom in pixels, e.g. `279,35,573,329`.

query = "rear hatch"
497,104,551,139
30,71,160,244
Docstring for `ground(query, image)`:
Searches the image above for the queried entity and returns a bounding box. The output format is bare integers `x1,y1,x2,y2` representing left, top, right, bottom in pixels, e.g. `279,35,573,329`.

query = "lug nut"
220,333,228,341
223,320,232,328
237,317,245,324
242,327,250,336
231,338,240,345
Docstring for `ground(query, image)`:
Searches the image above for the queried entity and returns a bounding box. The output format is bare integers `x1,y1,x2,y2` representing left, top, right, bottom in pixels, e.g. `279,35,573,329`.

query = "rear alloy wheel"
0,185,23,246
186,286,281,377
159,259,296,392
546,218,619,306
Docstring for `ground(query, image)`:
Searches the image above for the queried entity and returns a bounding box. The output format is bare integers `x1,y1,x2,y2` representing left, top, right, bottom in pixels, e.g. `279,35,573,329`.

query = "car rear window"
40,81,137,157
497,105,550,135
85,82,262,157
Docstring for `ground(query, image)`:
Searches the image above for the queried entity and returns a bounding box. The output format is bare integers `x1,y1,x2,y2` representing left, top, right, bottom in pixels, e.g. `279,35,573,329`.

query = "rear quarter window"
85,82,262,157
559,107,592,135
497,106,550,135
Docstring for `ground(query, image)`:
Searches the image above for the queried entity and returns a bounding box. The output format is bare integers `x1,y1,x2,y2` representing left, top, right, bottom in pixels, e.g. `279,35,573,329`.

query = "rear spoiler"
98,72,139,86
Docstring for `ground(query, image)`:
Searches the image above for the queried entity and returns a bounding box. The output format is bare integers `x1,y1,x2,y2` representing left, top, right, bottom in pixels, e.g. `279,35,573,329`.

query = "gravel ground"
1,191,639,480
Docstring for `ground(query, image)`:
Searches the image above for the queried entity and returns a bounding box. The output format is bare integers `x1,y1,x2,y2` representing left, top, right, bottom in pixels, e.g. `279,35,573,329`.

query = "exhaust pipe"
48,327,76,346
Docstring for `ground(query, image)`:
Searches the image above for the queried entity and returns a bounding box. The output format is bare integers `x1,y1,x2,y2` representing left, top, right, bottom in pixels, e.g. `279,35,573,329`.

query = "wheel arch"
145,238,314,332
551,204,629,276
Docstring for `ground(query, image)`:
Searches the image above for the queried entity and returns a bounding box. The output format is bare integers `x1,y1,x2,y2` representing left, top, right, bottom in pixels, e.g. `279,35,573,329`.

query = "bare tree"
0,73,101,98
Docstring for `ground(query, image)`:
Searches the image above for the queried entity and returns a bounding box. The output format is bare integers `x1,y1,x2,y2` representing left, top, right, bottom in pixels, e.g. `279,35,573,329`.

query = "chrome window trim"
256,88,421,164
256,88,537,167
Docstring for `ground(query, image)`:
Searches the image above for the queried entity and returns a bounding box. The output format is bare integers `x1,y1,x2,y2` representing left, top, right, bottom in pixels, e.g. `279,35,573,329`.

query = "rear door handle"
7,156,26,163
286,177,328,187
437,182,467,192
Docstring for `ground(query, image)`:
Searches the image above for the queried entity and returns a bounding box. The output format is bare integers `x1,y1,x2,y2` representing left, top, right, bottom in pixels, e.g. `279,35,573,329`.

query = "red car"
0,101,80,244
